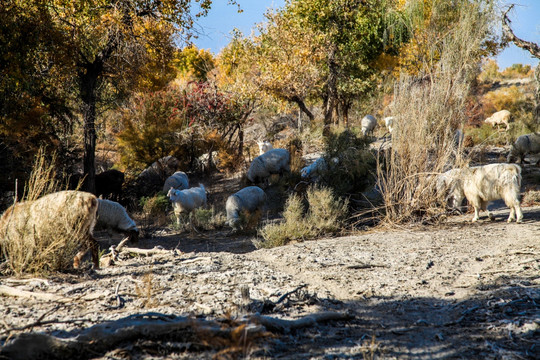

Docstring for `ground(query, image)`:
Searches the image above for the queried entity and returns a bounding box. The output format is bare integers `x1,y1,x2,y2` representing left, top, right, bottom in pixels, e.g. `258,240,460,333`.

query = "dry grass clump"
192,207,227,231
257,186,348,248
521,190,540,207
377,1,493,224
0,149,98,275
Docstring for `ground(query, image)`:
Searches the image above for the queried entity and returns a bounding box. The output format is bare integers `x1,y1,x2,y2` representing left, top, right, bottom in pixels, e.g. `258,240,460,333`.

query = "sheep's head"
167,187,181,201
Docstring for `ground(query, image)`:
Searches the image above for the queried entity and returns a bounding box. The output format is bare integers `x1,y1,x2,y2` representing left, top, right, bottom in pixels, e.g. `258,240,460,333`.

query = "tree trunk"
324,46,338,137
290,96,314,122
341,101,350,128
237,125,244,159
80,67,100,195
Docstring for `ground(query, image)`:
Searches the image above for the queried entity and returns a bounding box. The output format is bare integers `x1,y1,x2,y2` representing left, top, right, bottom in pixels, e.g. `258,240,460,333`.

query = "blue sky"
192,0,539,70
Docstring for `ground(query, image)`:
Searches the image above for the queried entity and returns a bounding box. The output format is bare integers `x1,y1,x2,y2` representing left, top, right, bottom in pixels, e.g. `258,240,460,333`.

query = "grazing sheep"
257,140,274,155
484,110,512,131
162,171,189,193
0,191,100,269
300,157,339,182
96,199,139,243
384,116,395,134
96,169,124,201
226,186,267,231
167,184,207,225
361,115,377,136
436,168,465,212
445,164,523,223
247,148,291,187
507,133,540,164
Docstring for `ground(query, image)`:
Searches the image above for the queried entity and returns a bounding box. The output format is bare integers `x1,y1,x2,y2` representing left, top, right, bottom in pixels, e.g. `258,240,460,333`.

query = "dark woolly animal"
96,169,124,201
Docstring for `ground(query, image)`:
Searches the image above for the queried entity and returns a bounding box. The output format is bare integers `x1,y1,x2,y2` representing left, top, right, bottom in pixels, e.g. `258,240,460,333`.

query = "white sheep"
226,186,267,231
162,171,189,193
484,110,512,131
167,184,207,225
300,157,339,182
445,163,523,223
361,115,377,136
96,199,139,243
384,116,395,134
247,148,290,187
257,140,274,155
0,191,100,269
507,133,540,164
436,168,465,212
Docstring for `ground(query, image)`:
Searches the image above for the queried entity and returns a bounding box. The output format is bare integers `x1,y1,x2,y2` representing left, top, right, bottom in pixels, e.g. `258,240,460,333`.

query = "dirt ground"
0,153,539,359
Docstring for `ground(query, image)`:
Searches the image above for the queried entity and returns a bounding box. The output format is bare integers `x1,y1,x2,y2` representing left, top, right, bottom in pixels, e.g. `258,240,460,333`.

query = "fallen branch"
0,313,266,360
276,284,307,304
250,311,353,333
0,285,70,303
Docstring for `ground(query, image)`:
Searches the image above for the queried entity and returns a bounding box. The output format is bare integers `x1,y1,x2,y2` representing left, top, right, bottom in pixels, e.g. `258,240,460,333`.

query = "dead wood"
0,311,352,359
0,313,264,360
249,311,353,333
502,6,540,58
0,285,70,303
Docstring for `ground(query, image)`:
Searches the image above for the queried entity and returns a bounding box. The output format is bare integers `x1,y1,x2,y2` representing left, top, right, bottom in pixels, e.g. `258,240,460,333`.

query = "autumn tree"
175,45,215,81
1,0,223,194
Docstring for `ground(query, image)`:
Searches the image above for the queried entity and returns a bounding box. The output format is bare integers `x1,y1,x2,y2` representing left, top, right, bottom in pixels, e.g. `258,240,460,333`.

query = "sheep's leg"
471,207,481,222
484,201,495,221
508,207,516,222
515,206,523,223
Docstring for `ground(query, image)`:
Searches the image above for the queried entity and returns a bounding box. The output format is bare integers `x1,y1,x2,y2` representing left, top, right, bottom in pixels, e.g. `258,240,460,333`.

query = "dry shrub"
135,272,159,308
0,149,96,275
521,190,540,207
258,186,348,248
140,194,169,226
378,1,493,224
192,207,226,231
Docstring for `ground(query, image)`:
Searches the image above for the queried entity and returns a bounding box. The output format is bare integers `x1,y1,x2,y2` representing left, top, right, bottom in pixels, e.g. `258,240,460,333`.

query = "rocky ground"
0,148,539,359
0,203,538,359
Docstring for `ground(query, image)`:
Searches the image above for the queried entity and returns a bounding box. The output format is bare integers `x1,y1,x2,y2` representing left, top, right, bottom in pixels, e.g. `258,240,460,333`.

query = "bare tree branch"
502,5,540,59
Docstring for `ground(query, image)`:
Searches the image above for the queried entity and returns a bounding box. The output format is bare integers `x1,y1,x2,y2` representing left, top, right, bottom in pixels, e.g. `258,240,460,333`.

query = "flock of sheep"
0,108,537,270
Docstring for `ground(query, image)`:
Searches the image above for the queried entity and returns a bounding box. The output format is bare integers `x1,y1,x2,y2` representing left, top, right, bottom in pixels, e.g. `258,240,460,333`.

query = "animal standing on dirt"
96,199,139,243
361,115,377,136
445,163,523,223
167,185,207,225
226,186,267,231
162,171,189,193
247,148,291,187
0,191,100,269
257,140,274,155
507,133,540,165
436,168,465,212
484,109,513,131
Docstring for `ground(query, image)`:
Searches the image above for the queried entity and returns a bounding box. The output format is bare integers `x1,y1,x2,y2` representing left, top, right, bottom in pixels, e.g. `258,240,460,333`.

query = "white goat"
0,191,100,269
384,116,395,134
436,168,465,212
96,199,139,243
300,157,339,182
163,171,189,193
167,184,207,225
507,133,540,164
445,164,523,223
247,148,290,187
485,110,512,131
361,115,377,136
226,186,267,231
257,140,273,155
